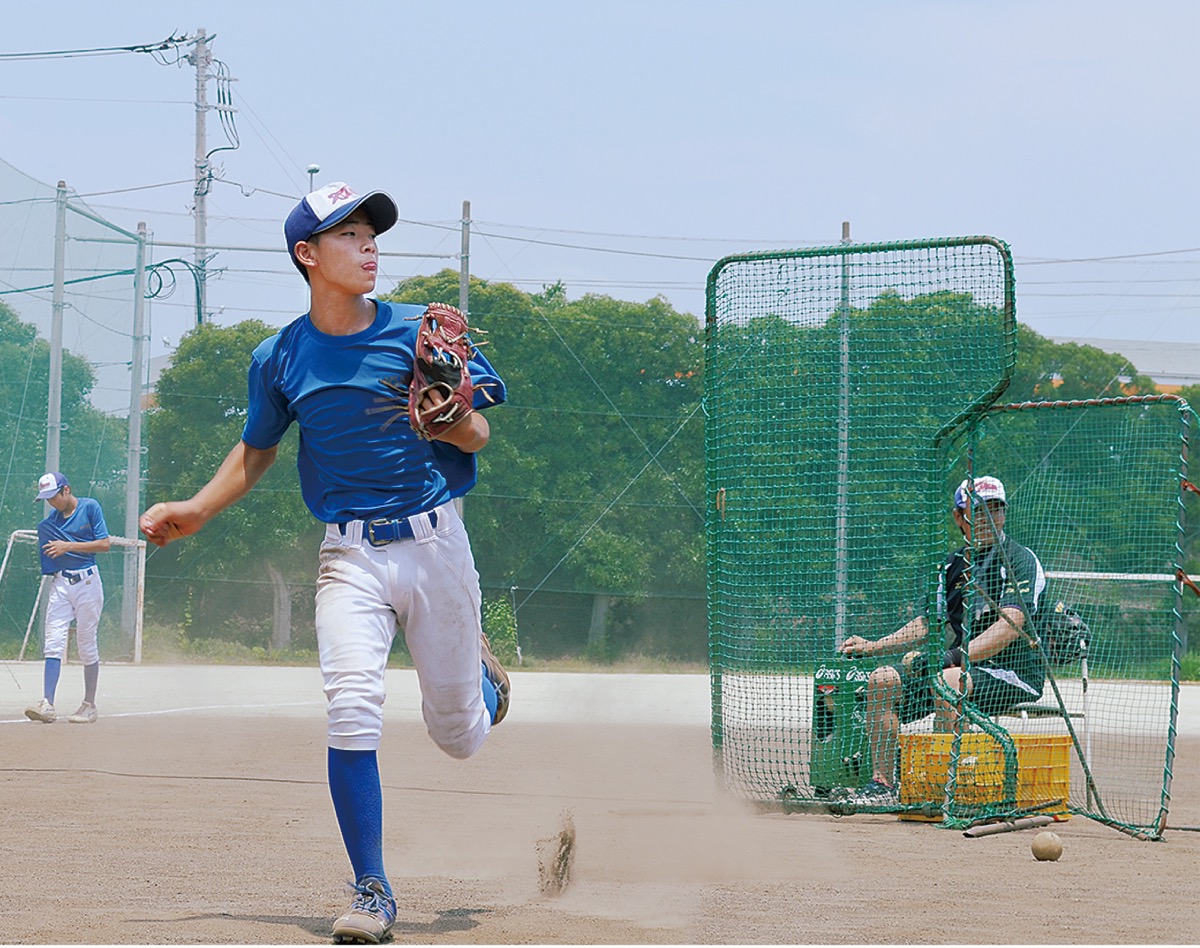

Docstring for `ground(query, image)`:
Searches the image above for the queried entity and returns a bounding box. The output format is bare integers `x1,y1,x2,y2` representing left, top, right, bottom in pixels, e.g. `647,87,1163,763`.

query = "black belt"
60,567,96,584
339,510,439,547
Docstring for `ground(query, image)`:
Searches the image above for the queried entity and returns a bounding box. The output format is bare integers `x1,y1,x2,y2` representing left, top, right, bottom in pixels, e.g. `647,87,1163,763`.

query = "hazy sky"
2,0,1197,363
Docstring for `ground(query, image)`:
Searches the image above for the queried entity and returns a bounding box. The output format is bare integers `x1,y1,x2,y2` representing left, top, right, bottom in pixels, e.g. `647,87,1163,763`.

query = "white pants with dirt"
315,501,490,756
43,566,104,664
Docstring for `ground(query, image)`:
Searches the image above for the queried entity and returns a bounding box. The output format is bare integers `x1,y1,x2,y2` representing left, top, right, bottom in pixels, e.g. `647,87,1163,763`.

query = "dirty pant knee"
325,669,386,752
422,683,489,760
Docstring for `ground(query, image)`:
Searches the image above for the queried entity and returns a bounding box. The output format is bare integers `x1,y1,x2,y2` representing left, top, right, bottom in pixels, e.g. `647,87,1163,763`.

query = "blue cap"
284,182,398,278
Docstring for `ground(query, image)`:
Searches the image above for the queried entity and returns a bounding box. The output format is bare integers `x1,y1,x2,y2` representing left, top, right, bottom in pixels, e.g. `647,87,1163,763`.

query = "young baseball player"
837,475,1047,807
26,472,111,725
139,182,509,944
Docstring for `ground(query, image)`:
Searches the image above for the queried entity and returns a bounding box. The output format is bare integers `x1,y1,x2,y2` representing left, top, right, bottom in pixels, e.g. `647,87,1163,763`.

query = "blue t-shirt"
241,300,506,524
38,496,109,574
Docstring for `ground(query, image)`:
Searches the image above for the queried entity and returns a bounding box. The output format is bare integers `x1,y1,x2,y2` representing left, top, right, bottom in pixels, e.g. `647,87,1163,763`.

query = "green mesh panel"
942,396,1193,838
704,237,1015,804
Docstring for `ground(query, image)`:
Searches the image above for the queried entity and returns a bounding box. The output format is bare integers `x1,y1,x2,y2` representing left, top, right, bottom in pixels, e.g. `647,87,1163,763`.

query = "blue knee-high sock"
83,662,99,704
43,657,61,703
327,748,390,895
481,661,498,723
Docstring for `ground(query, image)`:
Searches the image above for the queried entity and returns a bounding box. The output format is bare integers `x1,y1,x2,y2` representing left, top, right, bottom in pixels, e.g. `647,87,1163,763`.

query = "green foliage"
481,593,519,664
145,318,311,549
1007,324,1160,402
384,270,706,602
140,621,320,666
141,319,315,638
113,271,1196,670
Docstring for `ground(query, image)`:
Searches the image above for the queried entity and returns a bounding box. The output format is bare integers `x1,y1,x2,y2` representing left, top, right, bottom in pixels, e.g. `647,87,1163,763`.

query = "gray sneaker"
25,698,56,724
68,702,98,724
846,778,900,808
332,877,396,944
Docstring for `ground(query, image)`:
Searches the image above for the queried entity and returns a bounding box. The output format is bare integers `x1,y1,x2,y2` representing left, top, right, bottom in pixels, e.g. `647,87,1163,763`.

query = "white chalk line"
0,699,321,725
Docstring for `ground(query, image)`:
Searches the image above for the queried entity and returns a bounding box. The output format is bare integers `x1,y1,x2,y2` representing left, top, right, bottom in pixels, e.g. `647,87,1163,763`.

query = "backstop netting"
704,237,1191,838
0,157,146,657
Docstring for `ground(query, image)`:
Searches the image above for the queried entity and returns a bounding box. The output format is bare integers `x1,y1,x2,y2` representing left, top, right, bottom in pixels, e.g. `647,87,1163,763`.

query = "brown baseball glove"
408,302,483,440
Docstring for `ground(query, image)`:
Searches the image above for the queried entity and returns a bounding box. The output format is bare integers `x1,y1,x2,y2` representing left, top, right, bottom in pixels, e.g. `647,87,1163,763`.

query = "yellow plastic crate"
898,733,1071,819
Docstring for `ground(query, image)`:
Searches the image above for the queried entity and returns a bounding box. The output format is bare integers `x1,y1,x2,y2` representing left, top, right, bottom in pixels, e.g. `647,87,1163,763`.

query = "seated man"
836,475,1048,807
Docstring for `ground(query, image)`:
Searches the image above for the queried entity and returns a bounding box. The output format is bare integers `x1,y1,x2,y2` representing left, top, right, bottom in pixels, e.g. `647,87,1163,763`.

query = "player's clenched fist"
139,501,203,547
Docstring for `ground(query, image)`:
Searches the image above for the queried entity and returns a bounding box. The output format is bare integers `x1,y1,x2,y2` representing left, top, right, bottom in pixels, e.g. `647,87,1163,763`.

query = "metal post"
453,200,471,521
834,221,851,646
123,222,148,643
190,28,211,323
135,539,146,664
46,180,68,478
459,200,471,316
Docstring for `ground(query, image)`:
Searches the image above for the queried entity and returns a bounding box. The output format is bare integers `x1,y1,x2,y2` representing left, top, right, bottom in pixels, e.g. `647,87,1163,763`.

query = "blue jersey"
38,496,109,574
241,300,506,524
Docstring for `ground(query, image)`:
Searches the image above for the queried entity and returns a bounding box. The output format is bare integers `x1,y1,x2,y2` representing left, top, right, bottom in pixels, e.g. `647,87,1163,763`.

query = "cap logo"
326,185,355,205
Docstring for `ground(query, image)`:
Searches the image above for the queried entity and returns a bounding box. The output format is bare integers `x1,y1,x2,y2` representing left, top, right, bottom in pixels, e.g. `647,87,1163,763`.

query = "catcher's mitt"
408,302,482,440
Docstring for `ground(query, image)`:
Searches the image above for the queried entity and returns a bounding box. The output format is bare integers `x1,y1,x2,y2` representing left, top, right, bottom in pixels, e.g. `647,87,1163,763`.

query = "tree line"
0,273,1195,663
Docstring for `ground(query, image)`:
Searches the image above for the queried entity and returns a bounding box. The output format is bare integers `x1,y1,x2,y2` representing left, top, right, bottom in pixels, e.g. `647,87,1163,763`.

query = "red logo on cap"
327,186,355,205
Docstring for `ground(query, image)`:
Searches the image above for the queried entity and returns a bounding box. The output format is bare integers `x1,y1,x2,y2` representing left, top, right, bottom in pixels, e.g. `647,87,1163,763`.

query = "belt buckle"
366,518,393,547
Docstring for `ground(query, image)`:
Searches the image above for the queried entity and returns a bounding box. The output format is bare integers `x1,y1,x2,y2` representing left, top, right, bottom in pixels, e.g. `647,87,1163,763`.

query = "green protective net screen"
704,238,1016,797
704,237,1189,838
947,396,1192,837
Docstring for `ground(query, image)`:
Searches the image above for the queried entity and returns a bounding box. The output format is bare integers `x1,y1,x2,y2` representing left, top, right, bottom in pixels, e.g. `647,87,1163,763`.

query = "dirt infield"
1,665,1197,945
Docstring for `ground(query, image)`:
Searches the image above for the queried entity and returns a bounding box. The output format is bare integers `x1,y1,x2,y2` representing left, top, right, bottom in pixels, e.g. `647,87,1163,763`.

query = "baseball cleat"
332,877,396,944
25,698,57,724
68,702,98,724
480,632,510,725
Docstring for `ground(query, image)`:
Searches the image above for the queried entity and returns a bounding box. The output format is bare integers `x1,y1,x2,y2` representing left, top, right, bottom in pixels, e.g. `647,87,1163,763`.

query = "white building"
1050,337,1200,392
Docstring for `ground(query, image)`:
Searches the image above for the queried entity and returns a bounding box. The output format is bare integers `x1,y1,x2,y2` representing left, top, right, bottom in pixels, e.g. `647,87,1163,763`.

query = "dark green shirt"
937,532,1048,694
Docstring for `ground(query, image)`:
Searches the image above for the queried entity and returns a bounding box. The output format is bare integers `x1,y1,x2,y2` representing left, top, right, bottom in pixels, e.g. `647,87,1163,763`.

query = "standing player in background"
139,182,509,944
837,475,1048,807
26,472,110,725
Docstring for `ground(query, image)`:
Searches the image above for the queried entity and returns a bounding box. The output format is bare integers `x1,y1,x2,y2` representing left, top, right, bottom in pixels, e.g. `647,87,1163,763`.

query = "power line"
0,34,192,62
0,94,189,104
1017,249,1200,264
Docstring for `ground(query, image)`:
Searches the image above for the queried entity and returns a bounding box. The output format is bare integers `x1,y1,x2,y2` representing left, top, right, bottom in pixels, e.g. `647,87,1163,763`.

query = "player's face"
954,500,1005,549
302,208,380,294
46,487,71,512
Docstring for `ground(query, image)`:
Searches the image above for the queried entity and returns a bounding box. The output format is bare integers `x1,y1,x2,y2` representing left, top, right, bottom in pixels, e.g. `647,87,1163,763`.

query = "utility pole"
123,222,148,642
187,28,211,323
459,200,471,316
834,220,851,647
46,181,67,476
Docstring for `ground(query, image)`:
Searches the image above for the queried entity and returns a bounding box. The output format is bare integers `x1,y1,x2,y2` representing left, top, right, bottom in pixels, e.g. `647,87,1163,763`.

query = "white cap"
954,475,1006,510
35,471,68,501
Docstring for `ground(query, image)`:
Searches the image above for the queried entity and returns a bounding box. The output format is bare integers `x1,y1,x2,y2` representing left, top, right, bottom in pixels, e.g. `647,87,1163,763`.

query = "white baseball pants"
43,567,104,664
314,501,490,756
